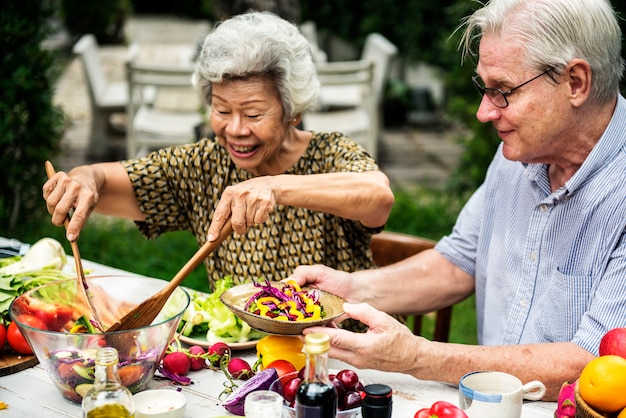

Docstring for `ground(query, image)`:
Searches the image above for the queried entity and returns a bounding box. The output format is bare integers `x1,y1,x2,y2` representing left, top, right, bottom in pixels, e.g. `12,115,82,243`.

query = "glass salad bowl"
9,275,189,404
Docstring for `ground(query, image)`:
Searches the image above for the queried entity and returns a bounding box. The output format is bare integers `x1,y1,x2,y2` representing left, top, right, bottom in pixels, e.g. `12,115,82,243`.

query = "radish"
222,367,279,416
188,345,207,371
208,342,231,367
227,357,254,380
162,351,191,376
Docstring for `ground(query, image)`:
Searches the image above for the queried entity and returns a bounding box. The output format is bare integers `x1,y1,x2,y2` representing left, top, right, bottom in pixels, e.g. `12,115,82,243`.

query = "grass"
10,186,477,344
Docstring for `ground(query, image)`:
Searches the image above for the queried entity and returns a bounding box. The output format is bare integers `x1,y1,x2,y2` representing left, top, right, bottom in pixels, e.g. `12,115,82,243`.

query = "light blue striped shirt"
435,94,626,355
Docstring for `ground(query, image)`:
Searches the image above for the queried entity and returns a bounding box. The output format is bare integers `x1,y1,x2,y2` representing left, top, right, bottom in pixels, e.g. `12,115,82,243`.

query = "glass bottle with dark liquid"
295,333,337,418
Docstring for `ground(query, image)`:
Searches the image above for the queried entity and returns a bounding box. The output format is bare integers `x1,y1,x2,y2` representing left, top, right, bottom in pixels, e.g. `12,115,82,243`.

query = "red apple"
599,328,626,358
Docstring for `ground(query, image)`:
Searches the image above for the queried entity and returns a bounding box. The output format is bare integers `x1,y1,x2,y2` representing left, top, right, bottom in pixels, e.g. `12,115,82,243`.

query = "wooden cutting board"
0,347,38,376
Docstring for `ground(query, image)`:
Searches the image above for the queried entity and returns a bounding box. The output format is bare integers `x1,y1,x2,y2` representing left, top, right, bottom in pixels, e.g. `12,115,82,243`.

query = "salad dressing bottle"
295,333,337,418
81,347,134,418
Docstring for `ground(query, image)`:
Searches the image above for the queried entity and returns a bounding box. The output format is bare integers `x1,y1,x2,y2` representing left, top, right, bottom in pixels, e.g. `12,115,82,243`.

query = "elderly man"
291,0,626,401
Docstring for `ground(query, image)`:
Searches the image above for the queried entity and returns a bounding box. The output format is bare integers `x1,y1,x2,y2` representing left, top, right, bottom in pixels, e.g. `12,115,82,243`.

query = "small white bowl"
133,389,186,418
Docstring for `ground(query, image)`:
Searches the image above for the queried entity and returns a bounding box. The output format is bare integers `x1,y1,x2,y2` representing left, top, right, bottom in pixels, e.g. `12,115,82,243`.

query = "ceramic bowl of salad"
9,275,190,404
219,279,345,335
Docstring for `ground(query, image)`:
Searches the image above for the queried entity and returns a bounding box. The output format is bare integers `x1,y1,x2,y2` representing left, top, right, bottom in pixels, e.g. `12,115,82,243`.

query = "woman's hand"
42,162,141,241
207,177,278,240
42,170,99,241
303,302,425,373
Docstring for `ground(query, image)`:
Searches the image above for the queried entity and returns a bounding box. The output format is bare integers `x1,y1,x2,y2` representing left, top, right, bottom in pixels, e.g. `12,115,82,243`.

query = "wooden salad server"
45,161,105,331
106,219,233,332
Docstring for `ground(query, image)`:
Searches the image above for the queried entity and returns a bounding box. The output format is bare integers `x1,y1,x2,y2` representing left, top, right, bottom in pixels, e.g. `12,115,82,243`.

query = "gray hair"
459,0,624,103
192,11,320,121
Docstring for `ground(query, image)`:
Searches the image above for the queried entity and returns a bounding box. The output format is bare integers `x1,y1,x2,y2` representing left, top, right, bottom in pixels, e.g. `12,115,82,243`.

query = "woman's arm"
43,162,143,240
208,170,394,239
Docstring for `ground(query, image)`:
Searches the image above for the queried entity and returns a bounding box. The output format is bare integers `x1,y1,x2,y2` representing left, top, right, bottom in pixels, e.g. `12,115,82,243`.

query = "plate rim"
179,287,261,350
178,333,258,350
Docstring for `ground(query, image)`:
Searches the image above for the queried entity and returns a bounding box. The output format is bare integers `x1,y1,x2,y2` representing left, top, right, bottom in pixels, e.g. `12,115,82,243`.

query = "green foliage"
0,1,65,232
300,0,458,65
131,0,213,19
61,0,132,44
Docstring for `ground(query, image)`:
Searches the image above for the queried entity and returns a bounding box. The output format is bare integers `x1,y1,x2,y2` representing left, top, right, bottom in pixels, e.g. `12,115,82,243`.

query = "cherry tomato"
266,359,297,378
0,323,6,348
414,401,468,418
7,321,33,354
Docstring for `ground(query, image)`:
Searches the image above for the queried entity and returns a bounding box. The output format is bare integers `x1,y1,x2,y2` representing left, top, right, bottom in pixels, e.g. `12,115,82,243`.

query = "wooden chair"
302,33,398,159
72,34,129,158
125,59,203,158
302,60,374,155
370,231,453,342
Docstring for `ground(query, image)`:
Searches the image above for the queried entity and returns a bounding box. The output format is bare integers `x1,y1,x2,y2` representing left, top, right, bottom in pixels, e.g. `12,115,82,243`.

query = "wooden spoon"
44,161,105,330
106,219,233,332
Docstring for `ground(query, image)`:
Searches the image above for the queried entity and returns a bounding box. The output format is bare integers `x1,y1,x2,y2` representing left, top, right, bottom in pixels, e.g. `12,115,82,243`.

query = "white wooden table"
0,259,557,417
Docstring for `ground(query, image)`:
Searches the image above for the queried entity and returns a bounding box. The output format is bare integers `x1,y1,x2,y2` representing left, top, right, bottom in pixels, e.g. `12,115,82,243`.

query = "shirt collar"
524,94,626,196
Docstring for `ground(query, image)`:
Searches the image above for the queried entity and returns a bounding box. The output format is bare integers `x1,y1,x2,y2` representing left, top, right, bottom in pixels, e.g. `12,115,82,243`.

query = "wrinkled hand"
42,171,98,241
302,302,424,373
289,264,354,301
207,177,278,240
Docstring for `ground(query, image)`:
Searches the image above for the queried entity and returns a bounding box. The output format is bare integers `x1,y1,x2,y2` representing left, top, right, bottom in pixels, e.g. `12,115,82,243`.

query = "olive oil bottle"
295,333,337,418
82,347,134,418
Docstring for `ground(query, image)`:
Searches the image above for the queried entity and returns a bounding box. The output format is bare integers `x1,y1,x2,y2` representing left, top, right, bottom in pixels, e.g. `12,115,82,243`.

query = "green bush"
61,0,132,44
0,1,65,232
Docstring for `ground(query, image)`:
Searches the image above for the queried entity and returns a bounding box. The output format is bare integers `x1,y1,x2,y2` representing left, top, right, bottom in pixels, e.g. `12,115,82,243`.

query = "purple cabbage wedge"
222,367,279,416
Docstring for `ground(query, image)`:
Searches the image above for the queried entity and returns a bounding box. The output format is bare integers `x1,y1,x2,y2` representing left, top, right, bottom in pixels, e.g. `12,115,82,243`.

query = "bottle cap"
303,333,330,354
362,383,392,406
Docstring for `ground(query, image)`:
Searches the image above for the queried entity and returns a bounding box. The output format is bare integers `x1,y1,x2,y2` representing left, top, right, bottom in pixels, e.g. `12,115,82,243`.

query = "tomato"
266,359,297,378
7,321,33,354
12,296,72,331
0,323,6,348
414,401,468,418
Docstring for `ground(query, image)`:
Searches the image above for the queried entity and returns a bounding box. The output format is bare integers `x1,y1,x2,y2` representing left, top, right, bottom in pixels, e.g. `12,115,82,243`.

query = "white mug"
459,371,546,418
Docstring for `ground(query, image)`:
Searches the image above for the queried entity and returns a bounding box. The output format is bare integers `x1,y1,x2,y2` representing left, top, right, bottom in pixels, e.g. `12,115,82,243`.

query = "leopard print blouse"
122,131,382,291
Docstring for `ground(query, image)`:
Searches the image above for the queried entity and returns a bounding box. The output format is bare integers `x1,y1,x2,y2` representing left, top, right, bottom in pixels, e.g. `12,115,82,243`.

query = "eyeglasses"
472,67,554,108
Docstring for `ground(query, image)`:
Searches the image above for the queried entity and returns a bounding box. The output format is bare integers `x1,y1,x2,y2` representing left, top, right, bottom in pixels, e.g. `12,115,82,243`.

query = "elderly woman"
43,11,394,293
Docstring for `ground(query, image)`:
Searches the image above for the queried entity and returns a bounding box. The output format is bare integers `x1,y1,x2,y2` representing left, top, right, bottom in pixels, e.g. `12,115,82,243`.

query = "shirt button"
520,299,527,307
540,204,548,212
529,252,537,261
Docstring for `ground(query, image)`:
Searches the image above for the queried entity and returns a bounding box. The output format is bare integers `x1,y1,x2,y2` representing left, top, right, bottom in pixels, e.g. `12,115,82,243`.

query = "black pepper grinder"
361,383,393,418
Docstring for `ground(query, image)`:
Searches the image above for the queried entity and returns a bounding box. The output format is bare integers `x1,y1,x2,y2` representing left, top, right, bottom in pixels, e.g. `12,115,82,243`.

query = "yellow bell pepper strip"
279,300,305,320
245,278,326,322
255,296,281,316
255,335,306,371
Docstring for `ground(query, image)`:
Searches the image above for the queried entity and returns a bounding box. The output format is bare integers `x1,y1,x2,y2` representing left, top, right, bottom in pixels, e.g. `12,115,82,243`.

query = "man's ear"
566,59,592,107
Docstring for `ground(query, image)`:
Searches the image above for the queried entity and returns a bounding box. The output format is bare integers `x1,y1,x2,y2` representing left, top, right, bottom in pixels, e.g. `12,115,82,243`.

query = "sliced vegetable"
0,238,72,323
222,367,278,416
0,238,66,276
177,277,265,344
245,279,325,322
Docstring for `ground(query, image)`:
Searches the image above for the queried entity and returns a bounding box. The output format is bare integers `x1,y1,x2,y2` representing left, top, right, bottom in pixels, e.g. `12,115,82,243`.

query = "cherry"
336,369,360,391
283,376,301,404
342,390,362,410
